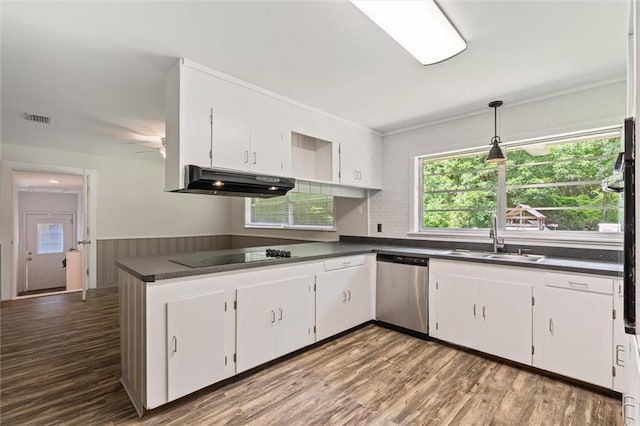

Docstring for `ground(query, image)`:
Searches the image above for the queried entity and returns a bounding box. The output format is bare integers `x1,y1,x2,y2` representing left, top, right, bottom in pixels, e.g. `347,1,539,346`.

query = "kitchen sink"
445,249,545,262
487,253,545,262
445,249,493,259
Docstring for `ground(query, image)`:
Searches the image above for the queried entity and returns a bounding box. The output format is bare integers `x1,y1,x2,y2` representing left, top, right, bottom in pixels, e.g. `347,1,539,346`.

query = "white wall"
0,143,232,299
16,191,78,293
370,80,627,238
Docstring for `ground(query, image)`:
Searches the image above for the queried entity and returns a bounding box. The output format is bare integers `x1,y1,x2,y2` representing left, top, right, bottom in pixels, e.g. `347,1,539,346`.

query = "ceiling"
1,1,630,158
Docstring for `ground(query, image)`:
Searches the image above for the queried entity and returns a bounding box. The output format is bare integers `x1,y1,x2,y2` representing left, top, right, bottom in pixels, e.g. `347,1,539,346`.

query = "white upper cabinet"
166,58,382,190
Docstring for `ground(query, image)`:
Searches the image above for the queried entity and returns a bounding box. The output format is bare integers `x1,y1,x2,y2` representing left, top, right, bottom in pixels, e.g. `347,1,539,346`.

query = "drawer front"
324,255,366,271
544,272,613,295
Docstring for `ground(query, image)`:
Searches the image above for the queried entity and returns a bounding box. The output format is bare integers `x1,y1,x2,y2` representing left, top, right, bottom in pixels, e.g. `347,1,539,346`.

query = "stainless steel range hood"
171,165,295,197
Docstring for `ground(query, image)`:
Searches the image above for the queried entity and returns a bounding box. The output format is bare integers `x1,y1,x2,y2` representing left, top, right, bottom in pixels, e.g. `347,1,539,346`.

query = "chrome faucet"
489,214,504,253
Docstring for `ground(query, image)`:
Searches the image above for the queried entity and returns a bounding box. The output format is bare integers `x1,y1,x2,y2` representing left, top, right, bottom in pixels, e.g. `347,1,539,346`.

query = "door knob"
26,257,32,261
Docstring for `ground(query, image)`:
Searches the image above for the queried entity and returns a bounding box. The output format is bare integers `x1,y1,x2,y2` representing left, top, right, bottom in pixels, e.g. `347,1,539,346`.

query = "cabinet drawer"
544,272,613,295
324,255,366,271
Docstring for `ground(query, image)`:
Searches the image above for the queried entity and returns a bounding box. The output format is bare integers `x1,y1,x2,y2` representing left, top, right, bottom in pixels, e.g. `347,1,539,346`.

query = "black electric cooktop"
170,249,293,268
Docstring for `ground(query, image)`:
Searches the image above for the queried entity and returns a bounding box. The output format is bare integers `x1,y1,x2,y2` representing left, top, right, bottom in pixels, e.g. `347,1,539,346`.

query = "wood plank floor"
1,287,622,425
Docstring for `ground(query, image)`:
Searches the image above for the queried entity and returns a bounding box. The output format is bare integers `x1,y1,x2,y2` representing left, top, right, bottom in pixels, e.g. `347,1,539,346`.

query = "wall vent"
25,113,51,124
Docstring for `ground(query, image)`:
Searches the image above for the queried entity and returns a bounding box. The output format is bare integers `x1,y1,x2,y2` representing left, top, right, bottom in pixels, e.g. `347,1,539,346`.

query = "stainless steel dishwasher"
376,254,428,334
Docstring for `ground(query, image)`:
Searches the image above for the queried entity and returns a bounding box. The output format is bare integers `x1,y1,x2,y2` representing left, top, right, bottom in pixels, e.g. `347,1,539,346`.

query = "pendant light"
486,100,506,163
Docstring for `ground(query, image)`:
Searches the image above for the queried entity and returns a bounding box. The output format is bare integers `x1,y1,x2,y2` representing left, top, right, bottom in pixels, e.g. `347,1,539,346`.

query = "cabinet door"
210,77,252,171
614,280,626,392
274,275,315,357
479,280,532,365
434,272,480,350
315,270,350,341
339,144,365,187
179,66,215,168
250,94,286,175
345,265,373,329
167,291,226,401
544,286,612,388
236,282,279,373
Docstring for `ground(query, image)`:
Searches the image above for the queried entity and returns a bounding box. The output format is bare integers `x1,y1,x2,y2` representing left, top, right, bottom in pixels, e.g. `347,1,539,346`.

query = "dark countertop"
115,241,622,283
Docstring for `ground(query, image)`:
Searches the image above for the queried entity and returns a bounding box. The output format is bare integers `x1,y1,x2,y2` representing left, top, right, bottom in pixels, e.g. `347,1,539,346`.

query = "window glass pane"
249,197,287,225
289,193,334,227
247,193,335,229
36,223,64,254
505,136,621,232
422,153,497,229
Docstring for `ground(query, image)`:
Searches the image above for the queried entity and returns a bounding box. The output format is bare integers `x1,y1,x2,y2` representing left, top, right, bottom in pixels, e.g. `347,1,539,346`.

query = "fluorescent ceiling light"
47,179,60,184
352,0,466,65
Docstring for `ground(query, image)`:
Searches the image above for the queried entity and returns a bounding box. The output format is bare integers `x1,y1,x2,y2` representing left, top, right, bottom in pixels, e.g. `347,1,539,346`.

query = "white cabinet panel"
316,264,373,341
236,275,315,373
614,279,626,392
166,291,227,401
275,276,315,357
315,270,350,341
544,285,612,388
435,272,480,349
236,281,279,373
479,279,532,365
250,94,286,176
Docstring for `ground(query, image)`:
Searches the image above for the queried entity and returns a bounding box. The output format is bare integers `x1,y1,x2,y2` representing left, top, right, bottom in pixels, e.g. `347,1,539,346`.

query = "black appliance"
623,117,637,334
172,165,296,198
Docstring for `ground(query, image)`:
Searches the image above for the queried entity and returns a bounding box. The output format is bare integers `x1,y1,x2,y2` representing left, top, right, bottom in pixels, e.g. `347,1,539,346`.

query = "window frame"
412,125,624,246
244,193,337,232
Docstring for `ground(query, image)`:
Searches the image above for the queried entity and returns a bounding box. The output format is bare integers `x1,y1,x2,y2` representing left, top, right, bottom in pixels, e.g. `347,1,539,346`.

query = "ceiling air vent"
25,113,51,124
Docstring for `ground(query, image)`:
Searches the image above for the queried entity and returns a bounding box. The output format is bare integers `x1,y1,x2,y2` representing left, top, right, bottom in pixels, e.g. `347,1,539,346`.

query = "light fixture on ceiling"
486,100,507,163
47,179,60,184
351,0,466,65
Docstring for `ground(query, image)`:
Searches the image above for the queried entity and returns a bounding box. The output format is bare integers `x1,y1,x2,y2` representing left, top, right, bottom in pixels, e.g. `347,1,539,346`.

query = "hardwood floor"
1,287,622,425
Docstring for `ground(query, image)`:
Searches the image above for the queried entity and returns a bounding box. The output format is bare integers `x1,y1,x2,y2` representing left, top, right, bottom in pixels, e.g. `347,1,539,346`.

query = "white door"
315,270,350,341
167,292,227,401
274,275,315,357
544,286,613,388
479,280,532,365
435,272,480,350
236,281,278,373
345,265,373,329
25,213,74,292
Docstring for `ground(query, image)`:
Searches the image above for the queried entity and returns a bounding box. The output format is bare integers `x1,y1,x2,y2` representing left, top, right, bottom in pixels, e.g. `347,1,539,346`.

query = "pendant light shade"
486,100,506,163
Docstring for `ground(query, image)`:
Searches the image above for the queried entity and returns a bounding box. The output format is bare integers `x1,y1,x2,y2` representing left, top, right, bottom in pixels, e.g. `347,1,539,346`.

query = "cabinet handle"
342,291,347,302
358,171,362,180
342,261,352,265
568,281,588,289
278,308,283,321
549,318,554,335
353,171,358,179
616,344,625,367
252,152,257,165
244,150,249,163
172,336,177,353
347,290,352,301
623,396,635,422
270,310,276,323
473,304,476,317
482,306,486,319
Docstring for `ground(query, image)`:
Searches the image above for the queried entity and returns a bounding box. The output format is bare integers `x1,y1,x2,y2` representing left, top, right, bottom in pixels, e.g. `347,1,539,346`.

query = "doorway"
12,171,88,299
22,213,75,296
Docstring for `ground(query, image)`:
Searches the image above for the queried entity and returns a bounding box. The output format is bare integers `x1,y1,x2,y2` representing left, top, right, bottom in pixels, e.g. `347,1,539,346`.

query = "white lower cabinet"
542,273,614,389
236,275,315,373
166,291,228,401
431,262,533,365
316,264,373,341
